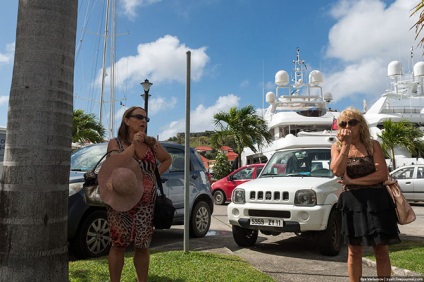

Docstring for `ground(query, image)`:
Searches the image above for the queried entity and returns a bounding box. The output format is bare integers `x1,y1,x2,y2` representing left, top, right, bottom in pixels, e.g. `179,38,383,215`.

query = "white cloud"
96,35,209,89
240,79,249,88
327,0,417,62
324,0,420,103
0,96,9,105
158,94,240,140
0,43,15,66
119,0,161,19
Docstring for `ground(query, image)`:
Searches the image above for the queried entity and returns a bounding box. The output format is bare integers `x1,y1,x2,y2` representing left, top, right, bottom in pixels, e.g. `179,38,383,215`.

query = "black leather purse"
153,165,176,229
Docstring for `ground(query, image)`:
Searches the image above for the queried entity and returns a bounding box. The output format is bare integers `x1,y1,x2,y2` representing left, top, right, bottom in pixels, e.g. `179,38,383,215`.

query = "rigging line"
75,0,100,62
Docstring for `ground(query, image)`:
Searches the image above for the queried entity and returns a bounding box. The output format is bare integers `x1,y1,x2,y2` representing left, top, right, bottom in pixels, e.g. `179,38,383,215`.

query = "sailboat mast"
109,0,116,138
99,0,111,129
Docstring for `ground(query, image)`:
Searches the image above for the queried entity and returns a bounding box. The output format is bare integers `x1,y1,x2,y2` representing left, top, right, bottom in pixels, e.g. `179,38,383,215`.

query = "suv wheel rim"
86,217,110,254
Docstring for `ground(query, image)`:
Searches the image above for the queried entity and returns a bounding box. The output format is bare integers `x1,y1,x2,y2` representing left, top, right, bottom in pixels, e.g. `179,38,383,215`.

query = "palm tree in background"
412,1,424,47
378,119,424,170
73,109,106,144
0,1,78,281
212,105,273,168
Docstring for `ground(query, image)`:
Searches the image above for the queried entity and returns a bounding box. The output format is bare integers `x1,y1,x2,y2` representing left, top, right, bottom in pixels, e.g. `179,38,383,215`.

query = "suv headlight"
69,182,84,197
294,189,317,206
232,188,245,204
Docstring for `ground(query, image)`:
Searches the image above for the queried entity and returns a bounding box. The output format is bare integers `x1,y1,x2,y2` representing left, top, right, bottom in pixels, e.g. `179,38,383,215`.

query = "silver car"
69,141,214,259
390,164,424,202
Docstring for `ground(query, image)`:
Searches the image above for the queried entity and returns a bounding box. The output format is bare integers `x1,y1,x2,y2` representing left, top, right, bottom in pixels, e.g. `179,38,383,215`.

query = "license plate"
250,217,284,227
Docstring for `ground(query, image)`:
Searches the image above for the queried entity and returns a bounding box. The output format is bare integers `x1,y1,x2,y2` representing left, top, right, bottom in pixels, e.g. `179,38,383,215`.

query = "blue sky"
0,0,421,140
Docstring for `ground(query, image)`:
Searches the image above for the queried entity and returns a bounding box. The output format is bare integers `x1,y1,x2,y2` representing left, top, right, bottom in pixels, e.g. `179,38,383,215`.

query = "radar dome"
275,70,289,86
387,61,402,77
266,92,276,103
309,70,323,86
323,92,333,103
414,62,424,77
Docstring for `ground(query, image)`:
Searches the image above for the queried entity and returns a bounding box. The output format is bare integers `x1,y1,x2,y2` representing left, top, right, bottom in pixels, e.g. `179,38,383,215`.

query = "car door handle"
405,181,411,184
191,174,198,180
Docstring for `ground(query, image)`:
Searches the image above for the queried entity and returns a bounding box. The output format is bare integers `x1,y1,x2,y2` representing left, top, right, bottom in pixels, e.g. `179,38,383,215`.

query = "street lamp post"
141,79,152,133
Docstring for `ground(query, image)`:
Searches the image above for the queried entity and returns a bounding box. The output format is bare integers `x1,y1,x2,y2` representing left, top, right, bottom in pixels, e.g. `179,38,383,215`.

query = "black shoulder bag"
153,157,176,229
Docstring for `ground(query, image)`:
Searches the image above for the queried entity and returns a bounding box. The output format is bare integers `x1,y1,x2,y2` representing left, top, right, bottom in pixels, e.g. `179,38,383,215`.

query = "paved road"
151,203,424,282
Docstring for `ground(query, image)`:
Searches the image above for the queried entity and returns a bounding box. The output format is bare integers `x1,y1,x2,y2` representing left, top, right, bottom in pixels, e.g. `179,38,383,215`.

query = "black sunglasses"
129,114,150,122
338,119,359,128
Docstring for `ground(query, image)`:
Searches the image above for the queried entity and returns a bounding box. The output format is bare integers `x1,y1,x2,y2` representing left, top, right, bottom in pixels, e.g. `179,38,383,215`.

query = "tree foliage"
212,152,232,180
73,109,106,144
412,1,424,48
378,119,424,169
212,105,273,168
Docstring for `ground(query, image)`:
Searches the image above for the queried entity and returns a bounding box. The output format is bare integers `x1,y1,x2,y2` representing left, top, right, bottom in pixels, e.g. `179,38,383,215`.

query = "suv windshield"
70,143,107,171
260,148,333,178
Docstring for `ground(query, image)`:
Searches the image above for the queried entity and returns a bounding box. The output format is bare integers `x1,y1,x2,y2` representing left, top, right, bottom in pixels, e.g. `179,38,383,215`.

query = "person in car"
330,107,400,282
101,106,172,282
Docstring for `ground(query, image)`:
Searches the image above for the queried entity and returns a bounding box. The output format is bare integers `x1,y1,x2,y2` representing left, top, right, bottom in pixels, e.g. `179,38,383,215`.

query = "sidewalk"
151,204,423,281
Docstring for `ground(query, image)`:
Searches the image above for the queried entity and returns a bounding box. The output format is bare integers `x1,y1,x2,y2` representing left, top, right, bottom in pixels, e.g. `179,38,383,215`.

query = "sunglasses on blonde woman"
338,119,359,128
129,114,150,122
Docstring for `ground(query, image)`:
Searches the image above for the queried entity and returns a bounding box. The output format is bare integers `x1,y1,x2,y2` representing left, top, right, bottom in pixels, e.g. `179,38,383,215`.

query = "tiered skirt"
336,186,401,246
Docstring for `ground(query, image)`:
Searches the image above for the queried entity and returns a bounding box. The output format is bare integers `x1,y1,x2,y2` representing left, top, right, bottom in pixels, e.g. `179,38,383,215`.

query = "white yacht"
365,60,424,168
242,49,339,165
242,51,424,168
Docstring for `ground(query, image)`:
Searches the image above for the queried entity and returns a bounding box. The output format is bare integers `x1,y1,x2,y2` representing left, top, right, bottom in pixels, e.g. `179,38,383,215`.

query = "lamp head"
141,79,153,92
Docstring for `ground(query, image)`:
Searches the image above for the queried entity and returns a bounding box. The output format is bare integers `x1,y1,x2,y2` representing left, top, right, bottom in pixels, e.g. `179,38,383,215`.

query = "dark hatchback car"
68,142,214,259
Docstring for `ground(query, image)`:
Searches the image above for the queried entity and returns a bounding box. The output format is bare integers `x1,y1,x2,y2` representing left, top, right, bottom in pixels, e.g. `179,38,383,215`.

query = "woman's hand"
337,129,352,144
133,131,147,146
337,172,352,185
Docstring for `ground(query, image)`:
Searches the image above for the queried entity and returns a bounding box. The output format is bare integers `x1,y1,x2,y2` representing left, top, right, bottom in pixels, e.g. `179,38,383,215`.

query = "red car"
211,164,265,205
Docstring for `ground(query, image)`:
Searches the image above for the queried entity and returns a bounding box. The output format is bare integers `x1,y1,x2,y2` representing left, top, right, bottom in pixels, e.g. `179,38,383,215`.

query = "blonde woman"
330,107,400,282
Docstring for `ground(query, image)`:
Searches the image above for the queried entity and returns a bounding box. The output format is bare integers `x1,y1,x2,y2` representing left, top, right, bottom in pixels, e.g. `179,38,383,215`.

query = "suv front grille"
249,190,289,202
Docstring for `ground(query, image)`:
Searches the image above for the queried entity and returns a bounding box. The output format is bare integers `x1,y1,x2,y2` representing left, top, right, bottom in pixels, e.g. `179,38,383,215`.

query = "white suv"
227,141,343,256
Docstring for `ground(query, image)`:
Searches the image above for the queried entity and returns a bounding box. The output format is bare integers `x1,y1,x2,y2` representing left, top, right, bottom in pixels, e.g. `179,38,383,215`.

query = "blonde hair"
337,107,374,154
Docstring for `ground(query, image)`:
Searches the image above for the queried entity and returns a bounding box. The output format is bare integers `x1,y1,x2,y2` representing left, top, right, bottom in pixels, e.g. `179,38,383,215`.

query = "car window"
232,167,255,180
256,167,263,176
261,149,332,177
392,167,414,179
70,143,107,171
165,146,188,172
417,167,424,178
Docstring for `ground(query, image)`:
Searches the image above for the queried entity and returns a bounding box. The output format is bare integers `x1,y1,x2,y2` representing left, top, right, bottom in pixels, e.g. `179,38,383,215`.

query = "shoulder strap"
149,144,166,199
92,149,118,172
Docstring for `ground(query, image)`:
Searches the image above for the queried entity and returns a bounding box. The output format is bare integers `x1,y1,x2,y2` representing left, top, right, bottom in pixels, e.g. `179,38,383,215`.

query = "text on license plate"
250,217,284,227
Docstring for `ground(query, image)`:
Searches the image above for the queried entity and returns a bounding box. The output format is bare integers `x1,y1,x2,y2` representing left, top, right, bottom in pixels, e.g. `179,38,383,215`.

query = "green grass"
364,240,424,275
69,250,275,282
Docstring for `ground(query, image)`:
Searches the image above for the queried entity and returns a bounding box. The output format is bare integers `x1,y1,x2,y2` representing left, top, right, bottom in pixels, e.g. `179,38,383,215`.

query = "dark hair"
117,106,145,144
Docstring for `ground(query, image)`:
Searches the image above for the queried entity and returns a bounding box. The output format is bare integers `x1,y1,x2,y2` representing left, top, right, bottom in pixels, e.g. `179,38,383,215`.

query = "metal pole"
144,90,149,133
184,51,191,253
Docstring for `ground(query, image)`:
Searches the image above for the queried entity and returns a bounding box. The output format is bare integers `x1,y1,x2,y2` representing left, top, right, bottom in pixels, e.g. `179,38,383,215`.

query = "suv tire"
319,209,342,256
232,225,258,247
213,190,226,205
189,201,212,238
70,209,110,259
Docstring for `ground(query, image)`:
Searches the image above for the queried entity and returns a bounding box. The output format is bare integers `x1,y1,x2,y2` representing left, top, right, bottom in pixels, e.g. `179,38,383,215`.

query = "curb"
362,257,422,277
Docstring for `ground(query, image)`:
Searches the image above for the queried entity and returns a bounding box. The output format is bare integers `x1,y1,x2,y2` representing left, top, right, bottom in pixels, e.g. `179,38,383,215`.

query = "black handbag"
153,166,176,229
82,150,116,207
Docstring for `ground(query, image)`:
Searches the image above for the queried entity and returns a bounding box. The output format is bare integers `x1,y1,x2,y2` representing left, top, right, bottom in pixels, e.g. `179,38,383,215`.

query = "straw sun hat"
98,153,144,212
